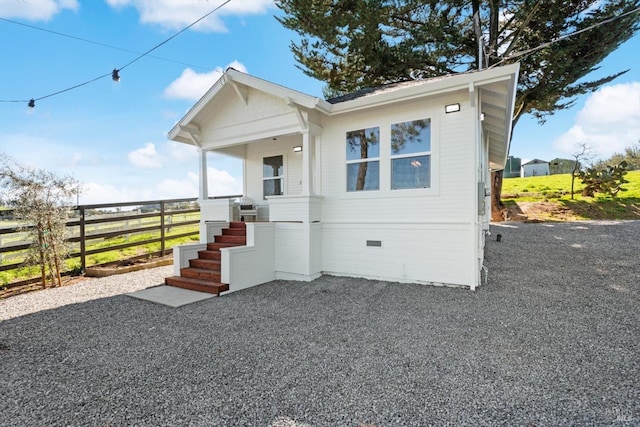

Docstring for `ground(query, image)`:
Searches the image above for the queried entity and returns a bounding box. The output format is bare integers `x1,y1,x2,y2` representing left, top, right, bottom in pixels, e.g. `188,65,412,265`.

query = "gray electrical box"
478,182,487,215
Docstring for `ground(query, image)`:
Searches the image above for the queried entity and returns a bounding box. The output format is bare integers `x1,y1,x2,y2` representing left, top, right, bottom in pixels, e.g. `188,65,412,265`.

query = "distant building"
503,156,521,178
521,159,550,177
549,158,578,175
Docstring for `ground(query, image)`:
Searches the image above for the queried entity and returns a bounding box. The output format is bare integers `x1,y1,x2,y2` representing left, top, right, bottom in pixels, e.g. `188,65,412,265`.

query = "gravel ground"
0,220,638,426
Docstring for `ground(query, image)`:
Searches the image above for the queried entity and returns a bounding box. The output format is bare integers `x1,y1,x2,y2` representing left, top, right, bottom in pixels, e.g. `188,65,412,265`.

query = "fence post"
160,201,166,256
79,206,86,273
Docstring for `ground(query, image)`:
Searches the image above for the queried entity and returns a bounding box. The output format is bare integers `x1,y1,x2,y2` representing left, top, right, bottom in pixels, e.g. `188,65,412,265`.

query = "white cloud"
105,0,274,32
78,167,241,204
206,167,242,196
128,142,163,168
165,140,199,163
164,61,247,101
0,0,78,21
553,82,640,159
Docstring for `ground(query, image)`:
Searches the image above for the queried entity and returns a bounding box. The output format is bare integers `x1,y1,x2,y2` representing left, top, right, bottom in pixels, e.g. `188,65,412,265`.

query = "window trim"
345,126,381,192
262,155,284,199
390,118,432,190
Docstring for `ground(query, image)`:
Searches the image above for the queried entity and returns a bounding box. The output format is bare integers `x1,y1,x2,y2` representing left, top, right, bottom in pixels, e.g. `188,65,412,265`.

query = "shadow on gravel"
1,221,638,426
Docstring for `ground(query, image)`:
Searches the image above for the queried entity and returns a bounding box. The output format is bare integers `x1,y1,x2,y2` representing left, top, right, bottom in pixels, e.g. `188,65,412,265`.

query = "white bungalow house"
166,64,519,293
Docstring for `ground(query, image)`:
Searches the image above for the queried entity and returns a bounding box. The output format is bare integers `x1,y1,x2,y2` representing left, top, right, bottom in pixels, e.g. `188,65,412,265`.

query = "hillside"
500,170,640,222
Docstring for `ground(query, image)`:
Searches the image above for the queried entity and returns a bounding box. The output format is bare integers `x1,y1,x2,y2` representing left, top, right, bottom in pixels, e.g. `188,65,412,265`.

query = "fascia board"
329,79,468,115
329,63,520,116
493,63,520,165
227,70,332,114
168,74,227,141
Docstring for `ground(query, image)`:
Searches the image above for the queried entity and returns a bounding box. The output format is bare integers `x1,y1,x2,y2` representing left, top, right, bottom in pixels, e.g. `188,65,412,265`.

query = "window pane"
263,156,283,178
264,178,283,197
346,127,380,161
392,155,430,189
391,119,430,155
347,161,380,191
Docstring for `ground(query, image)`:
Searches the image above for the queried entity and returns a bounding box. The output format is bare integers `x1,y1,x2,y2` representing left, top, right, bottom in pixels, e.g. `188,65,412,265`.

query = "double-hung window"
390,119,431,189
263,155,283,198
346,126,380,191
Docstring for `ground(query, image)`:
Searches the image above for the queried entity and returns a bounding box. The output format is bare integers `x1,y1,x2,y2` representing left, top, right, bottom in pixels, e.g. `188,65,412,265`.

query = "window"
391,119,431,189
263,155,283,197
346,127,380,191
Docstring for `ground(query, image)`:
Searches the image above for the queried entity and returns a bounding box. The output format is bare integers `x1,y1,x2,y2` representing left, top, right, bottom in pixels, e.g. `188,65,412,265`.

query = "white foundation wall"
321,222,475,286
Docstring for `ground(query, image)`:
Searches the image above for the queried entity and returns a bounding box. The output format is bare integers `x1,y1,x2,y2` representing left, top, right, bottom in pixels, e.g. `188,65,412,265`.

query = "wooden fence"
0,196,238,287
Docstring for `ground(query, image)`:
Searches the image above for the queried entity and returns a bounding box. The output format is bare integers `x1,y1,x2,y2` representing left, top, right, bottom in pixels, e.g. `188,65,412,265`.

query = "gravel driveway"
1,221,638,426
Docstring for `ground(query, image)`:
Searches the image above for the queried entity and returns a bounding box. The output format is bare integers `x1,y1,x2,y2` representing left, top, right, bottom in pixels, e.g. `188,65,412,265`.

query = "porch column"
199,148,208,200
302,130,313,196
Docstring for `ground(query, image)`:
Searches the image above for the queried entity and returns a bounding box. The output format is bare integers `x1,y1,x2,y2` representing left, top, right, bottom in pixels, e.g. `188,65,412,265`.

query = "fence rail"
0,195,239,287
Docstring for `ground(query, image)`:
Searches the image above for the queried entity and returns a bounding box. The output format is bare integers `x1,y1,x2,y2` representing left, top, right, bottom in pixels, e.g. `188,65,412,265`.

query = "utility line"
119,0,231,72
491,6,640,66
0,17,211,71
0,0,232,105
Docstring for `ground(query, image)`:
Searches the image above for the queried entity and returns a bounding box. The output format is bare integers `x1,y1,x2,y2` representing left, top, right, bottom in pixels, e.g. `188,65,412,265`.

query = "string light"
0,0,233,109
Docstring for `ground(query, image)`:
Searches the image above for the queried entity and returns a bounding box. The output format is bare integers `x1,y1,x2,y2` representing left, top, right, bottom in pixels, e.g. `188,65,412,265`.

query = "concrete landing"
127,285,215,308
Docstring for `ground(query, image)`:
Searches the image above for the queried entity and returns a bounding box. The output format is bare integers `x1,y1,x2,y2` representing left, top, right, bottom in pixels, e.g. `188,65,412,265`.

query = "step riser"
215,235,246,244
181,268,221,281
229,222,247,229
207,243,241,251
222,229,246,236
197,250,221,260
165,277,229,296
190,259,221,271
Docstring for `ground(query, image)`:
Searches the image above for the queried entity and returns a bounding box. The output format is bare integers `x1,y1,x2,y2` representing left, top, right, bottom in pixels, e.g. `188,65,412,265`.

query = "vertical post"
160,201,166,256
79,206,86,273
199,148,208,201
302,130,312,196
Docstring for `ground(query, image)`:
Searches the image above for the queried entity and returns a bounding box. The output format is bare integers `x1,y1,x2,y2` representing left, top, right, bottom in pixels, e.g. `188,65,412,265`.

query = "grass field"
501,170,640,221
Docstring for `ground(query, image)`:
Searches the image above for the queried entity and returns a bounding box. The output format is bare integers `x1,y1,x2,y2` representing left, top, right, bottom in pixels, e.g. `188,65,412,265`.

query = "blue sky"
1,0,639,204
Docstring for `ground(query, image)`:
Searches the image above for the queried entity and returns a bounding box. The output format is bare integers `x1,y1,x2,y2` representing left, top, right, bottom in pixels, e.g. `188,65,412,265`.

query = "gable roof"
169,65,519,169
522,159,549,165
326,75,455,104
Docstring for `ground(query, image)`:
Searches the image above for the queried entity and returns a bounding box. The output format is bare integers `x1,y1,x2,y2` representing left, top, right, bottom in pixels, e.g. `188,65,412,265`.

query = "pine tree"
277,0,640,217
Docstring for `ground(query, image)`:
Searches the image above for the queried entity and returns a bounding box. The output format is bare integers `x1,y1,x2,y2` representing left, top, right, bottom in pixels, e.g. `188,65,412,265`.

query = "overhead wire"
0,17,212,71
490,5,640,66
0,0,232,105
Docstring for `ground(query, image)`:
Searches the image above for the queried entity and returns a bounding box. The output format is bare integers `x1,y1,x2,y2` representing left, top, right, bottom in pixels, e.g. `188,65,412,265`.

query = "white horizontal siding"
321,222,475,287
245,135,303,203
200,88,291,130
198,87,300,149
319,91,475,224
273,223,322,279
